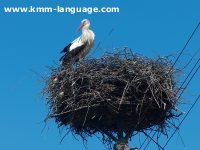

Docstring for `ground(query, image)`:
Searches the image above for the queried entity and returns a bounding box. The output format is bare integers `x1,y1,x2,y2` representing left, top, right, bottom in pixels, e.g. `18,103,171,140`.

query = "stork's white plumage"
60,19,95,65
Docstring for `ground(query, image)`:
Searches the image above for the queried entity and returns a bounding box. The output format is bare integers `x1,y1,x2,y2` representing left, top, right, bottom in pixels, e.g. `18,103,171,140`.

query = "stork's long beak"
77,22,84,32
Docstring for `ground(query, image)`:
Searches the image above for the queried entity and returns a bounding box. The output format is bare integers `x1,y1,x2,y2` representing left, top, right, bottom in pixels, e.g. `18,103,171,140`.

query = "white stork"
60,19,95,65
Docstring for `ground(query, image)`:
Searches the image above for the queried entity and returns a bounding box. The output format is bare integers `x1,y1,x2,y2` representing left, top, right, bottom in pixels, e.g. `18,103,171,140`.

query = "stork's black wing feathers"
60,43,72,53
59,44,87,63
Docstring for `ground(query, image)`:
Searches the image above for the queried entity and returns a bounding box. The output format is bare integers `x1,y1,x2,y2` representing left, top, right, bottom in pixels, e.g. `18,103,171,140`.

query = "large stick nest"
44,49,178,141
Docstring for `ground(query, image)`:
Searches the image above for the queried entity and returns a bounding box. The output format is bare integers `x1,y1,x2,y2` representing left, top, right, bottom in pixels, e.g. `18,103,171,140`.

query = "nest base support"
113,139,138,150
114,139,130,150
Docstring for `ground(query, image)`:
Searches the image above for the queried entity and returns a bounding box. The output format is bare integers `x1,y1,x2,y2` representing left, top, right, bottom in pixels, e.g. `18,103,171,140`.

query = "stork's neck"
81,28,92,42
82,27,90,32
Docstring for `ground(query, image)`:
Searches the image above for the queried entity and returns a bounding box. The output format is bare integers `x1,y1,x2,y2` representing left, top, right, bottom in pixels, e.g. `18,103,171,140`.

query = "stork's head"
77,19,90,31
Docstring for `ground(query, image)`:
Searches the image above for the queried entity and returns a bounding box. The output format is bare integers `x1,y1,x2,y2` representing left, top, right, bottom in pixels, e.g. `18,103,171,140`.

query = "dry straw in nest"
44,48,179,144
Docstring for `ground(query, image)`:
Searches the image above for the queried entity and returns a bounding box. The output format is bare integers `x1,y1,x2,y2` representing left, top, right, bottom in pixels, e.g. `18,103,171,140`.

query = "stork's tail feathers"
59,43,72,65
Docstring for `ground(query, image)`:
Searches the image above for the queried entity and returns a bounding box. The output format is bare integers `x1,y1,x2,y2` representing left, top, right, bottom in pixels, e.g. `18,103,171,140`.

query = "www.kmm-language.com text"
3,6,120,14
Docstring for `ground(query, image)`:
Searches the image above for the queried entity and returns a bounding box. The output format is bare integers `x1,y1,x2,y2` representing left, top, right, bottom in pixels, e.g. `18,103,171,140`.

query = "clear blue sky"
0,1,200,150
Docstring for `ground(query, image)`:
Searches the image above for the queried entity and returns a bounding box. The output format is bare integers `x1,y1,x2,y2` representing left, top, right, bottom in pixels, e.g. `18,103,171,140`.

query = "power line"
171,21,200,69
181,48,200,70
142,61,200,149
177,62,200,100
177,58,200,94
163,94,200,148
143,131,164,150
161,60,200,149
91,28,114,55
143,132,157,150
141,21,200,150
142,58,200,150
163,62,200,147
139,131,153,149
